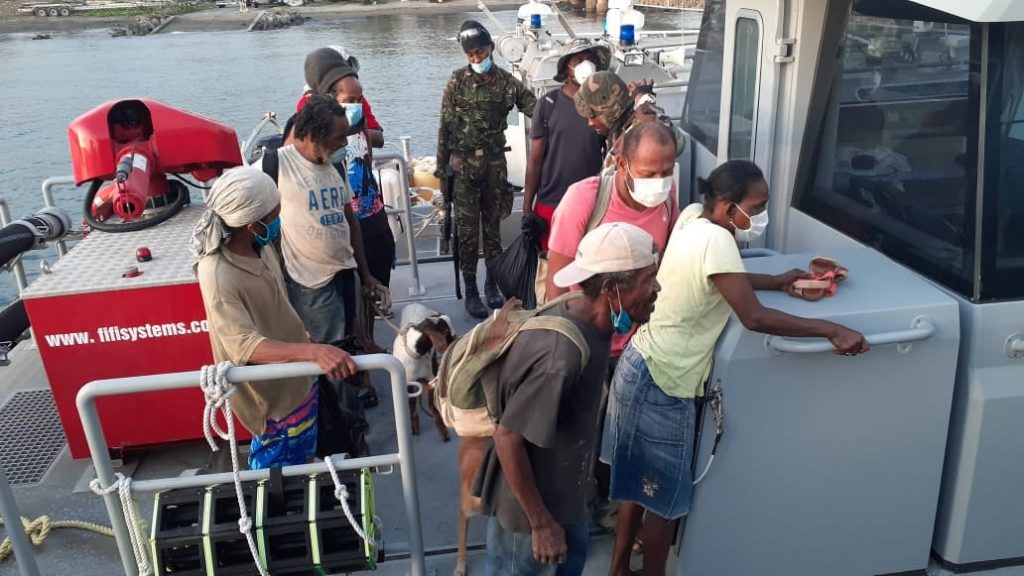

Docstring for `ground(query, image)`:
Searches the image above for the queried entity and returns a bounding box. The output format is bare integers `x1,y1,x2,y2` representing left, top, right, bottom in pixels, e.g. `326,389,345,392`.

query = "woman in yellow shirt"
604,160,869,576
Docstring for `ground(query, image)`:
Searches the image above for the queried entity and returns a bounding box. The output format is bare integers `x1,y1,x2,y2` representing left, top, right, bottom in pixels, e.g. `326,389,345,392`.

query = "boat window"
681,0,727,153
728,15,760,160
794,2,981,298
981,23,1024,300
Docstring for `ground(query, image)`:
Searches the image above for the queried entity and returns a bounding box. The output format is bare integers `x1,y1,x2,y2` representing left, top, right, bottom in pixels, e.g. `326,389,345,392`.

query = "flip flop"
790,274,834,301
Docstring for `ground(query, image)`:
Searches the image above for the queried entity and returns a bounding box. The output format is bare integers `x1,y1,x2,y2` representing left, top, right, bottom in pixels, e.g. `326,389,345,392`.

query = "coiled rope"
0,515,113,562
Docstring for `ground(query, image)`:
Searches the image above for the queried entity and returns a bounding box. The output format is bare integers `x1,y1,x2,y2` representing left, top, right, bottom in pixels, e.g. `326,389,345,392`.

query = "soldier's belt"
453,146,514,158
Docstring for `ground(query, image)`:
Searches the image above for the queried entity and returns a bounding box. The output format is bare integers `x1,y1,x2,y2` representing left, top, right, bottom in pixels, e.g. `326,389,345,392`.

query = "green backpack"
431,293,589,437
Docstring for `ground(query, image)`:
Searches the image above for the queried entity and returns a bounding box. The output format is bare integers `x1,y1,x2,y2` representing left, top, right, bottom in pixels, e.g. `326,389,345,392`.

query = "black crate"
203,483,265,574
310,473,361,522
151,487,207,575
258,473,310,529
151,536,205,575
315,515,372,573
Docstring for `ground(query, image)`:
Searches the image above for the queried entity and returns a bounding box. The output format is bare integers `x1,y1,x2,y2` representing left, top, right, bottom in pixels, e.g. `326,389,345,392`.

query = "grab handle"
765,316,935,355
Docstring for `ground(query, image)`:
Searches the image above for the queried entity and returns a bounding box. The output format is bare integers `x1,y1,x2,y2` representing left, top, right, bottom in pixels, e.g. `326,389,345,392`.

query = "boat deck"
0,259,1021,576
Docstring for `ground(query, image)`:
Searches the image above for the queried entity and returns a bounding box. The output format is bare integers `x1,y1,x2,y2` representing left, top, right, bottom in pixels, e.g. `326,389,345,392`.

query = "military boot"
484,274,505,309
464,282,489,320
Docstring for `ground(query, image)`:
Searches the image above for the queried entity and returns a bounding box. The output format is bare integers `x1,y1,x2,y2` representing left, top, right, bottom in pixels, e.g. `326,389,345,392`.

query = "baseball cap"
553,222,658,288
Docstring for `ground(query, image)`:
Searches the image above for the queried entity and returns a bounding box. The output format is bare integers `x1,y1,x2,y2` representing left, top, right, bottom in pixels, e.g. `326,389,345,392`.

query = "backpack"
431,293,589,437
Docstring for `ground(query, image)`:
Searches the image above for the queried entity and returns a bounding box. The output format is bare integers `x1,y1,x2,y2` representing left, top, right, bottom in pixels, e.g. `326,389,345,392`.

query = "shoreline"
0,0,525,36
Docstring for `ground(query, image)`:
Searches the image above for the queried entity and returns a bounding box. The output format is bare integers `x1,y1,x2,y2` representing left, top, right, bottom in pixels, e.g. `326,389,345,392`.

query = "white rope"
323,456,368,543
199,361,269,576
88,473,153,576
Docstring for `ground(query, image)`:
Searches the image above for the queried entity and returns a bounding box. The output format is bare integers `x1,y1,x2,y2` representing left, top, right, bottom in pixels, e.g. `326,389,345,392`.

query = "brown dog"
454,436,487,576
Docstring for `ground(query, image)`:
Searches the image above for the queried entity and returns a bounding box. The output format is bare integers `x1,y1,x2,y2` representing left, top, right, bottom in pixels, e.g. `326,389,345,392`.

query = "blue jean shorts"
603,344,696,520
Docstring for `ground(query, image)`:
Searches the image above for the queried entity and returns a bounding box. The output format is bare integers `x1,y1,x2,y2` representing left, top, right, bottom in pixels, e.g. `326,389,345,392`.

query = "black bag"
487,232,540,309
315,376,370,459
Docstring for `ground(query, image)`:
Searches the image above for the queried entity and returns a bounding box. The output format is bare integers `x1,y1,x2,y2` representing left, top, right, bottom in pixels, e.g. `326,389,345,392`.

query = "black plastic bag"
316,374,371,459
488,232,539,309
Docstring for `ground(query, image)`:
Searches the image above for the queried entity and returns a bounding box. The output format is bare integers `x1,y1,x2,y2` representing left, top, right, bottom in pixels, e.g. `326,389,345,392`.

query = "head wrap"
574,71,632,133
190,166,280,265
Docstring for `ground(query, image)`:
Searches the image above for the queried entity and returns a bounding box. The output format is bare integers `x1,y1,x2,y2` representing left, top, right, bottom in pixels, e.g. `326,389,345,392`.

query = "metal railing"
765,316,937,355
0,467,41,576
40,175,76,258
76,355,425,576
373,150,426,297
0,197,29,292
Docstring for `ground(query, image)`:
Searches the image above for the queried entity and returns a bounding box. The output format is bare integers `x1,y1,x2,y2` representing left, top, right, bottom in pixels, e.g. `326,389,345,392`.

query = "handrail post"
0,467,42,576
0,197,28,292
40,175,76,258
374,151,426,296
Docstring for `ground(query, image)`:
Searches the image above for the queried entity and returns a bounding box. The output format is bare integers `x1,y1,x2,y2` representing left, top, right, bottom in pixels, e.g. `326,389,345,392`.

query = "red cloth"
295,93,382,131
534,201,557,252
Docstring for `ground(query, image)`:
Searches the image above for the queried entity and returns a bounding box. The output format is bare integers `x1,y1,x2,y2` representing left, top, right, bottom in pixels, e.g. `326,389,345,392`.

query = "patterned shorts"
248,385,318,470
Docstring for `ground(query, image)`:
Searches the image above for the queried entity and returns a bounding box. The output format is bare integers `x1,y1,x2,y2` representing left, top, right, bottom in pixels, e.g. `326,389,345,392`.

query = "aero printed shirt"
276,145,357,289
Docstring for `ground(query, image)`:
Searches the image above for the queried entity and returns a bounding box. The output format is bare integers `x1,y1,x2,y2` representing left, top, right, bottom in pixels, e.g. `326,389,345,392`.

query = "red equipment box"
22,206,248,458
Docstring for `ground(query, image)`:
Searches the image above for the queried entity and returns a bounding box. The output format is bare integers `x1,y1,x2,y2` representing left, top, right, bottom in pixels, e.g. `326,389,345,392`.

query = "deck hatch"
0,389,67,485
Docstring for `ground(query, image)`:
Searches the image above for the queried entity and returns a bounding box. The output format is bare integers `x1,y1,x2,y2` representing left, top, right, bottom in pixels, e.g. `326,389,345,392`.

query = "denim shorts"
604,344,696,520
285,269,355,344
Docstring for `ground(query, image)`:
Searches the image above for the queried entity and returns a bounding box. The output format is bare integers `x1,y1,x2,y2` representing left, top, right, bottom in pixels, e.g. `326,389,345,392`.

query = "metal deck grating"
0,389,67,485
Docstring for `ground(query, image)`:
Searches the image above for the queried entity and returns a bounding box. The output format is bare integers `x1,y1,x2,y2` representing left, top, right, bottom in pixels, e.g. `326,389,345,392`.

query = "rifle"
441,169,462,300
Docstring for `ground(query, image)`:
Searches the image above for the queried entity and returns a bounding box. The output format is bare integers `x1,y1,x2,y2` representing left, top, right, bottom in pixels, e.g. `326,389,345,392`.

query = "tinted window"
795,3,980,298
981,23,1024,300
681,0,727,152
728,16,759,160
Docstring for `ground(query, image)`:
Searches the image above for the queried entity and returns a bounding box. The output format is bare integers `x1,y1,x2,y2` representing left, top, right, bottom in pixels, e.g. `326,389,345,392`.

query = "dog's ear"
410,326,434,357
439,315,455,341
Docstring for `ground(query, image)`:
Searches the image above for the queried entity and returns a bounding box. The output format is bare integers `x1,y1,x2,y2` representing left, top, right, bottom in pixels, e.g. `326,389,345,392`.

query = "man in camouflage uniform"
436,19,536,319
573,70,685,168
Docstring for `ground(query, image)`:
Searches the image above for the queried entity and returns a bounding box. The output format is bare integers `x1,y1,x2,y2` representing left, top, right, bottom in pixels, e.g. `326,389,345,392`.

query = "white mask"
626,163,672,208
733,204,769,242
573,60,597,85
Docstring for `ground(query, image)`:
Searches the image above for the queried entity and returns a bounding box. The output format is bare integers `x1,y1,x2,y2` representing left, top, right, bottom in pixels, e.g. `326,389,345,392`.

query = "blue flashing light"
620,23,635,46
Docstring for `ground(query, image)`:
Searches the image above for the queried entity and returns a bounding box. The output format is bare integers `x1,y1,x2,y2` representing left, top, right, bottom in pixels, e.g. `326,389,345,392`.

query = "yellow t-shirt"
632,217,745,398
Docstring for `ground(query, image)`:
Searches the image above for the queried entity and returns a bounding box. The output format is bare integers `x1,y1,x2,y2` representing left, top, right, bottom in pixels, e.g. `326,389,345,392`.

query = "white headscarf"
189,166,280,265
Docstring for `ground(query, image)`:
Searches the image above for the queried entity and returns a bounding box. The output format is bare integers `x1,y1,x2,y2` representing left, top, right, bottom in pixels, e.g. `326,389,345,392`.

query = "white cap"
553,222,658,288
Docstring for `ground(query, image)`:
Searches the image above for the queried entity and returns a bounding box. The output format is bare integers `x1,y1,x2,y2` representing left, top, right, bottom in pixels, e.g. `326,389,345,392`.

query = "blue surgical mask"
331,146,348,166
609,286,633,334
254,215,280,247
471,56,493,75
341,102,363,127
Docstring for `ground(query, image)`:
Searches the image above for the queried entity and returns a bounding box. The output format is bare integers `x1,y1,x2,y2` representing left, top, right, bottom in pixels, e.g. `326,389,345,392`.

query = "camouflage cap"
553,38,612,83
573,71,631,128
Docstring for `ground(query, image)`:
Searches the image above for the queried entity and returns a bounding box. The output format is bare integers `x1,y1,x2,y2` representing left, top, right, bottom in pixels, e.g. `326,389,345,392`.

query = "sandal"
789,256,849,301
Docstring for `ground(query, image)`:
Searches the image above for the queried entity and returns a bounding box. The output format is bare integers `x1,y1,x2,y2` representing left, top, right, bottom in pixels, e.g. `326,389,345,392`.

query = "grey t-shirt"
530,88,606,207
474,304,612,533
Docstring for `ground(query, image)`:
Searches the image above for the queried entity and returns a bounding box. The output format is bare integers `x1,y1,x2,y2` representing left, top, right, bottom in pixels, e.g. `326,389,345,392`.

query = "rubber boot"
484,274,505,309
464,282,489,319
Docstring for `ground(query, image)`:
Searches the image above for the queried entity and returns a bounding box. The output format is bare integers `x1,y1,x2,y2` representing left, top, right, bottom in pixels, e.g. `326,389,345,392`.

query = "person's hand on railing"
310,344,359,380
828,326,870,356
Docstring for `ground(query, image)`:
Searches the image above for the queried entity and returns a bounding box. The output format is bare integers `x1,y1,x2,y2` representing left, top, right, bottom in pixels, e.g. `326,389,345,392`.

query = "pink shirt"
549,175,679,357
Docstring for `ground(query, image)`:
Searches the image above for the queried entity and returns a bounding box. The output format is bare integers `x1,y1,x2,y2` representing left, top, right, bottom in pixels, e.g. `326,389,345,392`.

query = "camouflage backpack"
431,293,589,437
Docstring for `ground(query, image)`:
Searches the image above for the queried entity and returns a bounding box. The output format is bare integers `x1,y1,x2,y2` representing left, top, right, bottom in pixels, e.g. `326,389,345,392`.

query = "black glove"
521,212,547,245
